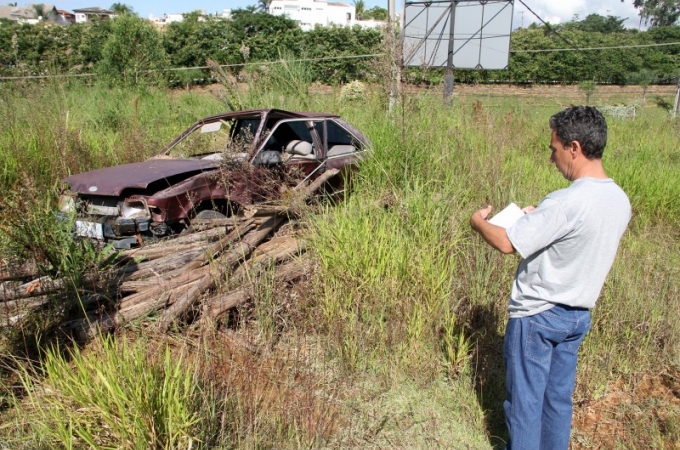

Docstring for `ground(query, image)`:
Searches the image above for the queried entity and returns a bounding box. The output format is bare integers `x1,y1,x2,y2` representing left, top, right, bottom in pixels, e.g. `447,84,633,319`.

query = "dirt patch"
572,368,680,449
185,82,677,115
448,83,676,97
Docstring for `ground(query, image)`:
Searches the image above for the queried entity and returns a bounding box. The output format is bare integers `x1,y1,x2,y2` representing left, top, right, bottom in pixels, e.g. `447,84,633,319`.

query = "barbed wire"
512,41,680,53
164,53,386,71
2,40,680,81
0,73,97,80
0,53,385,80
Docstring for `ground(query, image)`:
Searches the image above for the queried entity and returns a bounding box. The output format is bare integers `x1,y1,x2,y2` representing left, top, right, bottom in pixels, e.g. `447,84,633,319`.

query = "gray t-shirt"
505,177,631,318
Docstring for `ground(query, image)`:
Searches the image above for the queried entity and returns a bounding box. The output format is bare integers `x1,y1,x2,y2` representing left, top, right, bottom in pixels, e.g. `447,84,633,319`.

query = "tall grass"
311,91,680,446
0,77,678,448
6,336,201,448
0,80,223,194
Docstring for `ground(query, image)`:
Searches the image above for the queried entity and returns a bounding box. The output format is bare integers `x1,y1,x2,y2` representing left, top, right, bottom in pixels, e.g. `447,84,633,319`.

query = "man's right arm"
470,206,516,254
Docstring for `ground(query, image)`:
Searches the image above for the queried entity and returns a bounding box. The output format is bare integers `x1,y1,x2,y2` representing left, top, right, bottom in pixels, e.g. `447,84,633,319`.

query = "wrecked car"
59,108,370,249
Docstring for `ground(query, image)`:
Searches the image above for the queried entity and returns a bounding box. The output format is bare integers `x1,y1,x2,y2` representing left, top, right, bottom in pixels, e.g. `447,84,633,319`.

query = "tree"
627,0,680,26
579,81,597,105
164,14,230,68
301,25,382,83
31,3,43,18
562,14,627,33
364,6,387,20
110,3,135,15
354,0,365,20
98,15,168,85
627,68,659,102
225,9,302,63
256,0,271,12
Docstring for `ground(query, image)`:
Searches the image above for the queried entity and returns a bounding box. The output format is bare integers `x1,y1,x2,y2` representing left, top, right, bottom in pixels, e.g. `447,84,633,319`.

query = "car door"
255,118,325,184
317,119,367,194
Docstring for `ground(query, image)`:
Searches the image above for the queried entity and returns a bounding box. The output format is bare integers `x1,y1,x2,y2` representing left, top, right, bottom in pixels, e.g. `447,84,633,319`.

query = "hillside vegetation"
0,79,678,448
1,11,680,86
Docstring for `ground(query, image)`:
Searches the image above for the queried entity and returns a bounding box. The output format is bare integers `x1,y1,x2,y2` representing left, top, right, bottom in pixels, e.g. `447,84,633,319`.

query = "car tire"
194,210,227,220
180,208,228,235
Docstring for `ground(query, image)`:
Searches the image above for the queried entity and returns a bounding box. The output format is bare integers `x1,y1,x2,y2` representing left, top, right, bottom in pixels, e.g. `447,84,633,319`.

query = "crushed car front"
59,159,223,249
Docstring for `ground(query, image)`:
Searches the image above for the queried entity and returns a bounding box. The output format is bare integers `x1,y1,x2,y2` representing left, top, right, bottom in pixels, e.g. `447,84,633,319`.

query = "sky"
56,0,644,28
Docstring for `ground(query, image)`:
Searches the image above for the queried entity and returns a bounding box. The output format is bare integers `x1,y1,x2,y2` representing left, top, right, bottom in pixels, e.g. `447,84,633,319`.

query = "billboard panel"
403,0,514,70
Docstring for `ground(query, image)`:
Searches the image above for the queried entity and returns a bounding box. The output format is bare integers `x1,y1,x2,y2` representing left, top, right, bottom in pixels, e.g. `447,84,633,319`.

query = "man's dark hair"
549,106,607,159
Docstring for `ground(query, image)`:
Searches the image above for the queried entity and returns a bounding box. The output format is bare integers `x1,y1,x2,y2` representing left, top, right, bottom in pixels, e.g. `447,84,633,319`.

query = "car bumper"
60,214,153,250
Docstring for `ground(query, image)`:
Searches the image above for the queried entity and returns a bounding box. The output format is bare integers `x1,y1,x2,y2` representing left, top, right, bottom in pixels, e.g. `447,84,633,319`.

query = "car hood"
62,159,220,196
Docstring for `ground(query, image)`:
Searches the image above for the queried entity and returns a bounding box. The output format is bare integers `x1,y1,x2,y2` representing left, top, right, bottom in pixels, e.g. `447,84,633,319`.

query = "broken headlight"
120,200,150,219
58,194,76,213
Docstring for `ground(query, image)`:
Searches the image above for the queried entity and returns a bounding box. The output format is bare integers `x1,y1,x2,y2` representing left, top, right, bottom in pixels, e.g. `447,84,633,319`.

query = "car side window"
326,120,359,158
233,119,260,144
263,120,315,154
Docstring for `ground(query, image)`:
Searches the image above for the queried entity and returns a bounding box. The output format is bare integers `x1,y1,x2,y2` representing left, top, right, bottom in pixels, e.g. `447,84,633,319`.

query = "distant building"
72,7,115,23
355,18,389,29
148,9,232,26
148,13,186,25
56,9,76,24
0,3,58,24
268,0,355,31
0,6,34,22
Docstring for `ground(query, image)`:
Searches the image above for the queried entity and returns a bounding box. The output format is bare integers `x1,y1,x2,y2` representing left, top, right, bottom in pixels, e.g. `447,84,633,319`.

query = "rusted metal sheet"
63,159,220,196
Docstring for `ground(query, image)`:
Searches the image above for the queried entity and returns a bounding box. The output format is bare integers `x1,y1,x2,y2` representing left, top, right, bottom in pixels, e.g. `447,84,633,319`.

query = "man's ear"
570,140,583,158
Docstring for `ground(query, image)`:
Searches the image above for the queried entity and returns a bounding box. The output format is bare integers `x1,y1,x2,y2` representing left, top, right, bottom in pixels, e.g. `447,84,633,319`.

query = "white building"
148,13,185,25
268,0,355,31
148,9,231,25
72,7,115,23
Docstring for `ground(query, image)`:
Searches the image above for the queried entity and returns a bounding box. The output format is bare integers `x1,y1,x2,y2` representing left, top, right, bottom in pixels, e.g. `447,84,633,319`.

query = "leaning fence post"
673,75,680,118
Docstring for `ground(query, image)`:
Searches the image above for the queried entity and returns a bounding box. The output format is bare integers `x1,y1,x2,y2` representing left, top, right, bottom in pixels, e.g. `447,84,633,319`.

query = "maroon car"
59,108,370,249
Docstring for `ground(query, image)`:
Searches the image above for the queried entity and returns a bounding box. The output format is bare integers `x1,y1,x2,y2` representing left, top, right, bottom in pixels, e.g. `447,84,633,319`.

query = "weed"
5,335,201,448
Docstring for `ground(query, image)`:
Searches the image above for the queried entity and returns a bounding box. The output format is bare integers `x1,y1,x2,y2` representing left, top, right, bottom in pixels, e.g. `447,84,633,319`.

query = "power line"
2,40,680,81
0,73,97,81
164,53,386,71
0,53,385,80
516,0,586,54
512,41,680,53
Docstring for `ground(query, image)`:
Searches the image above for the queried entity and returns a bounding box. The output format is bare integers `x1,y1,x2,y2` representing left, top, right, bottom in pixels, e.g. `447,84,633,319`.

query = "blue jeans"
503,303,591,450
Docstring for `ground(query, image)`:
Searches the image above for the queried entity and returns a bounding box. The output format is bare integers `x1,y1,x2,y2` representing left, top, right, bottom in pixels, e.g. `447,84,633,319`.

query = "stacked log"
2,169,338,339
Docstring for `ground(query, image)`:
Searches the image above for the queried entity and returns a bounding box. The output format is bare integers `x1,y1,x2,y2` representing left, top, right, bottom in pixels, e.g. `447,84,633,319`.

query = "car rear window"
327,120,356,147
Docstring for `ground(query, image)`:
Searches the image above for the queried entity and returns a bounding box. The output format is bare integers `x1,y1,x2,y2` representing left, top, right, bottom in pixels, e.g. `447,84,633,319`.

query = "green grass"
5,336,202,449
0,80,222,193
0,78,678,448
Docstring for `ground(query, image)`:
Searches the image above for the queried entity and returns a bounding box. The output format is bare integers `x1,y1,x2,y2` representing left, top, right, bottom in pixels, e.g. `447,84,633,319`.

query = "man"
470,106,631,450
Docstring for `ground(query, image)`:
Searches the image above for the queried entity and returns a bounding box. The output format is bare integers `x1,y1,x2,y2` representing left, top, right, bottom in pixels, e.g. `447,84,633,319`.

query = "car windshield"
164,118,260,160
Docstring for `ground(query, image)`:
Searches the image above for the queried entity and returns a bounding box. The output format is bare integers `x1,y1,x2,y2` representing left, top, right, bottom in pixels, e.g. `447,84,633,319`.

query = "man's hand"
470,205,493,230
469,204,515,254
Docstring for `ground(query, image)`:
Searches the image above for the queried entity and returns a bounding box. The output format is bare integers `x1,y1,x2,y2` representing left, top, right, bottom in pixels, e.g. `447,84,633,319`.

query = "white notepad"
488,202,525,229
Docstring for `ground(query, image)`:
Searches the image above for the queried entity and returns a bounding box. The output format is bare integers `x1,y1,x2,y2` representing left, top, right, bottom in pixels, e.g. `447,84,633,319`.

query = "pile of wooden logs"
0,169,338,337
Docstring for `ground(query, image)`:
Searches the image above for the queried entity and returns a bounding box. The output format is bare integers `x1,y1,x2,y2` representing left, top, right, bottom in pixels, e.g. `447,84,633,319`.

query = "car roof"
196,108,341,124
160,108,343,155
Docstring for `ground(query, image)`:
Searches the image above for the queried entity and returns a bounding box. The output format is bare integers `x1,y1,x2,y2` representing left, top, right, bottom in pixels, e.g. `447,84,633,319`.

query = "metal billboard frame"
402,0,514,99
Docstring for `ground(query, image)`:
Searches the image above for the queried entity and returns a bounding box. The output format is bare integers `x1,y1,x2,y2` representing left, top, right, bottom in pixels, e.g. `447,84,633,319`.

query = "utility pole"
518,10,524,28
673,75,680,118
388,0,401,111
443,0,456,105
